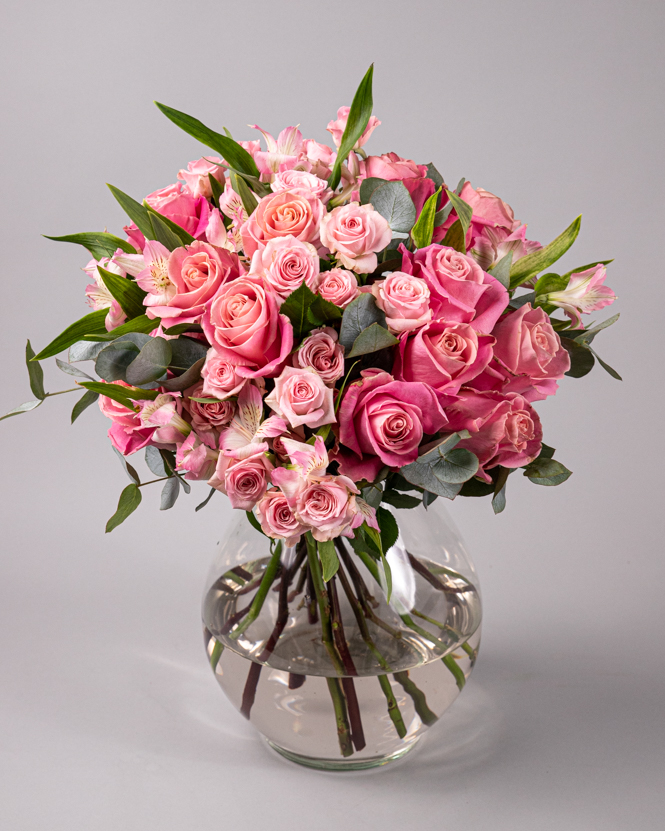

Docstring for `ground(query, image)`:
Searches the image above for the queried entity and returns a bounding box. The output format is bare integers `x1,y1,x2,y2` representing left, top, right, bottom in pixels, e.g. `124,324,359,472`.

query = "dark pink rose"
202,275,294,379
444,389,543,481
145,183,212,240
394,320,495,394
476,304,570,402
333,369,448,481
400,243,509,334
182,382,236,445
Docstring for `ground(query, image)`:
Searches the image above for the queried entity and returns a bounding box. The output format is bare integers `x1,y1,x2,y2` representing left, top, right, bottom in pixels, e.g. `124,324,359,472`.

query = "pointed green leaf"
560,337,595,378
195,487,216,512
534,272,568,298
307,294,343,327
246,509,267,536
347,322,398,358
280,280,317,341
144,204,195,245
487,252,513,289
107,185,154,239
160,478,180,510
71,390,99,423
97,266,147,319
441,219,466,253
509,216,582,289
56,358,95,381
492,467,510,514
79,381,158,406
445,190,473,235
44,232,136,259
318,540,340,582
33,309,109,360
574,312,620,346
0,400,43,421
112,446,140,485
105,483,142,533
148,212,184,252
422,491,438,509
589,348,622,380
25,341,46,399
561,259,613,280
208,173,225,208
83,314,159,341
229,171,258,216
328,65,374,191
411,187,442,249
339,293,386,352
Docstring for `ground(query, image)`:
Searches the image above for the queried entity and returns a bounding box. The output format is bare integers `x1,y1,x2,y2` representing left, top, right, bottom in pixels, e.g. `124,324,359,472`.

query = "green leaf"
160,357,205,392
589,348,622,380
422,491,438,509
95,341,140,382
523,458,572,487
339,294,386,352
113,445,140,485
328,64,374,191
97,266,147,319
382,489,421,509
509,216,582,290
79,381,158,407
387,473,421,493
411,187,442,249
508,291,536,311
154,102,260,179
195,488,216,512
44,232,136,259
441,220,466,253
168,336,208,372
229,171,258,217
491,467,510,515
144,204,195,245
377,506,399,553
359,177,389,205
573,312,620,347
347,322,398,358
560,337,595,378
105,483,142,533
487,252,513,289
444,190,473,235
459,477,495,497
425,163,444,190
69,340,108,362
125,337,172,385
534,272,568,298
148,212,184,252
431,448,479,483
33,309,109,360
25,341,46,400
0,400,43,421
71,390,98,424
145,445,168,477
246,509,266,537
160,478,180,510
307,294,343,327
56,358,95,381
539,443,556,460
107,185,154,240
280,280,317,341
318,540,339,582
361,482,384,509
208,173,225,207
162,323,204,336
418,430,471,461
369,181,416,233
84,314,158,341
561,259,613,280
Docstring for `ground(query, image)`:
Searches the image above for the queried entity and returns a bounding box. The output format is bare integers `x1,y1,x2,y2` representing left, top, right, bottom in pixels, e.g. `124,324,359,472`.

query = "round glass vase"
202,501,482,771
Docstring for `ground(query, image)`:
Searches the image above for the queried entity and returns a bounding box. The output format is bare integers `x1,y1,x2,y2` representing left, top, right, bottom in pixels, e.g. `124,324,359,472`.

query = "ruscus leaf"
25,341,46,400
509,216,582,289
33,309,109,360
44,232,136,259
328,65,374,191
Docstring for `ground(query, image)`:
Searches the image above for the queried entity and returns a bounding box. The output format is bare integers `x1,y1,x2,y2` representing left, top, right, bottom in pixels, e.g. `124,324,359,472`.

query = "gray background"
1,0,663,828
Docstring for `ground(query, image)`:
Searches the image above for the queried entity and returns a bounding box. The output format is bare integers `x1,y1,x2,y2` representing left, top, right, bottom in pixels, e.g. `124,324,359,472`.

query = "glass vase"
202,501,482,771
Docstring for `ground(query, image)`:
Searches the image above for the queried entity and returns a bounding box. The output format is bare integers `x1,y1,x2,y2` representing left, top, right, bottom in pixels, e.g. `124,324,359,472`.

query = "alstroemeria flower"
218,383,286,460
138,393,191,445
250,125,305,178
135,240,176,306
543,265,617,328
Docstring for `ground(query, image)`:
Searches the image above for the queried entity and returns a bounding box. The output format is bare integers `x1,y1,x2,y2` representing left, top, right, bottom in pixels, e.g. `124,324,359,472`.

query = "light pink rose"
182,382,236,444
145,183,212,240
400,243,509,334
326,106,381,150
175,432,219,480
444,389,543,481
200,350,248,399
84,252,128,332
98,381,155,455
292,476,363,542
544,264,616,328
293,327,345,385
333,369,449,482
371,271,432,334
271,428,306,462
255,489,308,546
477,304,571,401
394,320,495,394
359,152,436,216
240,189,325,259
320,203,391,274
317,268,360,308
144,242,242,328
208,448,273,510
249,235,321,299
202,275,294,378
178,157,225,199
265,366,336,429
272,170,332,203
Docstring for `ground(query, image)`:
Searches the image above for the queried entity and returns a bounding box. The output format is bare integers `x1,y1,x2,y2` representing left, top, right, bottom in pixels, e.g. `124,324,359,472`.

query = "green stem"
137,476,172,488
337,560,392,671
393,670,439,726
305,534,346,675
230,541,282,640
442,653,466,690
378,675,407,739
399,614,450,652
45,388,79,397
326,677,354,757
209,638,224,671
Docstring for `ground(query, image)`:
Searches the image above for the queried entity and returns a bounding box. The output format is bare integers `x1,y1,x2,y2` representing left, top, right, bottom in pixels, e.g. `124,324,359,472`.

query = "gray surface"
1,0,664,828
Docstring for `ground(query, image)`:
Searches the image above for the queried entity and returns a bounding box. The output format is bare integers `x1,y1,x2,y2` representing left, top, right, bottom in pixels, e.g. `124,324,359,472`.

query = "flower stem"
328,575,357,676
230,541,283,640
407,552,472,594
337,560,392,671
305,534,346,675
137,476,171,488
341,677,366,752
240,662,262,718
326,677,354,757
442,654,466,690
209,638,224,671
393,671,439,726
305,562,318,624
45,387,79,397
377,675,407,739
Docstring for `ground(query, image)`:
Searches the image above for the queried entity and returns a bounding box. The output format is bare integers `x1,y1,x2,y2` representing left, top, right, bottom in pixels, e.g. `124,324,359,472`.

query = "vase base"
264,735,422,771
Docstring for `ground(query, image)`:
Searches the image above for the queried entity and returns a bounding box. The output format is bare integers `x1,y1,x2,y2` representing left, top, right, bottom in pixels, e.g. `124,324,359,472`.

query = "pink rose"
444,389,543,481
200,350,248,399
544,264,616,328
202,275,294,379
175,432,219,480
292,476,363,542
144,242,242,328
360,153,436,216
255,489,308,546
249,235,321,299
317,268,360,308
334,369,449,481
240,189,325,259
320,203,391,274
371,271,432,334
293,327,345,385
326,106,381,150
145,183,212,240
178,157,225,199
400,243,509,334
98,381,155,455
479,304,571,401
271,428,306,462
272,170,332,203
182,382,236,443
394,320,495,394
208,448,273,510
265,366,336,429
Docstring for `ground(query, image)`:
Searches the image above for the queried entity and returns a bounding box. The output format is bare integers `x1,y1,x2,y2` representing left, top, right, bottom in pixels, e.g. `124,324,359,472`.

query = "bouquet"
3,66,620,759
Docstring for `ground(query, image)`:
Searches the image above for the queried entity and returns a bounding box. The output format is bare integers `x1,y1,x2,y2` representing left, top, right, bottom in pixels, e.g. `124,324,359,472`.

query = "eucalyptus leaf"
44,232,136,259
411,187,442,249
161,357,205,392
318,540,340,582
418,431,471,462
459,477,495,497
487,252,513,289
425,163,444,190
144,447,167,478
561,337,595,378
25,341,46,400
339,294,386,352
509,216,582,289
523,458,572,486
431,448,479,484
168,337,208,372
95,341,140,382
0,400,43,421
369,181,416,233
589,348,622,380
113,446,140,485
107,185,155,240
33,309,109,360
491,468,510,515
361,483,384,509
280,280,317,341
69,340,107,362
55,358,95,381
105,483,142,533
160,478,180,510
328,64,374,192
71,390,99,423
422,491,438,509
359,177,389,205
347,323,398,358
125,337,172,385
